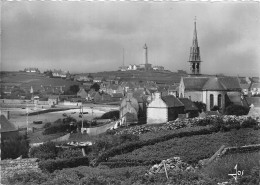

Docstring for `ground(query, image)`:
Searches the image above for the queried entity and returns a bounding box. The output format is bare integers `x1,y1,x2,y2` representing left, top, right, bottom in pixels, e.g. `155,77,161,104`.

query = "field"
111,128,260,164
1,72,80,92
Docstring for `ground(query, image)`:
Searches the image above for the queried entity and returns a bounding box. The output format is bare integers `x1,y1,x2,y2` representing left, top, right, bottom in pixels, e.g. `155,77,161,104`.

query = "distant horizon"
2,68,259,78
2,2,260,77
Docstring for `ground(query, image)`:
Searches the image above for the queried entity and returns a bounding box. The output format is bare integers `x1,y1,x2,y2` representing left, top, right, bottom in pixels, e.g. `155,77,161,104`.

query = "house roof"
168,85,179,91
48,95,59,99
161,95,184,107
226,92,242,106
245,97,260,107
0,115,18,133
178,98,198,111
112,93,123,98
240,83,250,89
251,82,260,89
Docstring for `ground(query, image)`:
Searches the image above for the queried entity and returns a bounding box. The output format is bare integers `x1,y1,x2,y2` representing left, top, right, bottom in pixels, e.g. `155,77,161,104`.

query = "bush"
241,117,257,128
39,156,89,173
43,122,52,129
1,134,29,160
43,124,71,135
57,148,83,159
29,142,58,160
99,110,120,120
7,171,48,184
225,105,249,116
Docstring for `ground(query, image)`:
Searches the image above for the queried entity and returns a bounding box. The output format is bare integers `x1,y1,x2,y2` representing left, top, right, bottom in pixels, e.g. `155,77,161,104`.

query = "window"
218,94,222,108
210,94,214,108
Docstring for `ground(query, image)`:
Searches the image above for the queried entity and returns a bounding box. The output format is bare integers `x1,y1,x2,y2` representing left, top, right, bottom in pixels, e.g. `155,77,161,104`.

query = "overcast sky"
2,2,260,76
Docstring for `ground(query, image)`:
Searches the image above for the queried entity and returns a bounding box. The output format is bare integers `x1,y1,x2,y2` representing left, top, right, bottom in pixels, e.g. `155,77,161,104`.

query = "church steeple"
188,17,202,75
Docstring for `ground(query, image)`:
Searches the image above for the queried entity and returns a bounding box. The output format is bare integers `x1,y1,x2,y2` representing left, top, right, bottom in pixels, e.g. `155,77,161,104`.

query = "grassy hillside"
111,128,260,164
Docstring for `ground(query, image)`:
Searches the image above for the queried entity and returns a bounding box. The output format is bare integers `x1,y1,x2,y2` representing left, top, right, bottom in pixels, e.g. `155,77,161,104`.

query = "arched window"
218,94,222,108
210,94,214,108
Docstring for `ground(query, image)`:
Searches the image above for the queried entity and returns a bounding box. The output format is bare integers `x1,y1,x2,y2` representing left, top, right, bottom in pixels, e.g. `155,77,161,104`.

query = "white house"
147,92,184,124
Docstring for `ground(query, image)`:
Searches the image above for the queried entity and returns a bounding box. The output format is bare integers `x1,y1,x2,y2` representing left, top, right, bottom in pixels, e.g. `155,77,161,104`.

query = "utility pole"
81,105,84,129
90,107,93,128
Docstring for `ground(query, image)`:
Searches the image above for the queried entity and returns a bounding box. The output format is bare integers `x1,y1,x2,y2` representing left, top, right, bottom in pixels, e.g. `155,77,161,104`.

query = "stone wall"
0,158,40,183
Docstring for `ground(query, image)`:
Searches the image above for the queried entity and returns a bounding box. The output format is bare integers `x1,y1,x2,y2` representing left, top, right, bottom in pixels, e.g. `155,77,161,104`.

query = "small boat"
33,121,43,124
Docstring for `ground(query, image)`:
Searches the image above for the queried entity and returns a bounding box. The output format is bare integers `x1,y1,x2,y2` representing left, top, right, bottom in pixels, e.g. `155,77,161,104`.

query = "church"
178,19,242,112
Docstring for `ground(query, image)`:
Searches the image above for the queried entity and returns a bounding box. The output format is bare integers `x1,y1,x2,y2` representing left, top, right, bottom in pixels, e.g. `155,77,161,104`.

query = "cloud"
2,2,260,77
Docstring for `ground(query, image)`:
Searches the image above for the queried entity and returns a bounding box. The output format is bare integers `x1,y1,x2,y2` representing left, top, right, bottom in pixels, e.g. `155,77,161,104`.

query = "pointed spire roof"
189,17,201,62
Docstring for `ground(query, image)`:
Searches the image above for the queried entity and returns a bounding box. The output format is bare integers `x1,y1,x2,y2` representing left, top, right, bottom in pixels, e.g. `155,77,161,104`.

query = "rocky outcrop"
146,157,195,176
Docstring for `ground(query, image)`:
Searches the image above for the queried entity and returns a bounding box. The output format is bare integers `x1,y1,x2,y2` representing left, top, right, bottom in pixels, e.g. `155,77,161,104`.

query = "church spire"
188,17,202,75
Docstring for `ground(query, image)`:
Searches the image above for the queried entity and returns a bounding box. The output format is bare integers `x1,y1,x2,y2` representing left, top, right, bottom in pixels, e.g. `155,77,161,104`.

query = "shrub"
211,105,220,111
1,134,29,160
99,110,120,120
193,101,206,113
29,142,58,160
43,124,71,135
43,122,52,129
57,148,83,159
241,117,257,128
225,105,249,116
7,171,48,184
39,156,89,173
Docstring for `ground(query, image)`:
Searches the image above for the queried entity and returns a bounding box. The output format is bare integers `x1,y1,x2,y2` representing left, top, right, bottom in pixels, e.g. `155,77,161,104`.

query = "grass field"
111,128,260,164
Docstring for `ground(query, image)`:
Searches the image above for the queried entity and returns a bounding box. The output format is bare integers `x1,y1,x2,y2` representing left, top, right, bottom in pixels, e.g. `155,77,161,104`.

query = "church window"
218,94,222,108
210,94,214,108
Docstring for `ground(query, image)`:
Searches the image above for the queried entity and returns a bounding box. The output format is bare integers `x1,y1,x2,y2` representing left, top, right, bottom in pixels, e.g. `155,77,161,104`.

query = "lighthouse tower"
188,18,202,75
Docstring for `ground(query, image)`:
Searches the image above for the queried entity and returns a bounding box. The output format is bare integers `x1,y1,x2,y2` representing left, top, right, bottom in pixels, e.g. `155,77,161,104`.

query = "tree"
64,85,80,95
211,105,220,111
43,70,53,78
225,104,250,116
193,101,206,113
90,83,100,92
1,134,29,160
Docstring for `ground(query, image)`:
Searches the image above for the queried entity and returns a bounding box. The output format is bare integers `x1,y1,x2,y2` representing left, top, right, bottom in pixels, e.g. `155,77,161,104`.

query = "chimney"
154,91,162,99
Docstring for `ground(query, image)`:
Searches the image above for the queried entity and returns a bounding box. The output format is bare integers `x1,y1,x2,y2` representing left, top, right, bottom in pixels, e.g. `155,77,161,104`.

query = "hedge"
39,156,89,173
95,127,218,165
43,124,71,135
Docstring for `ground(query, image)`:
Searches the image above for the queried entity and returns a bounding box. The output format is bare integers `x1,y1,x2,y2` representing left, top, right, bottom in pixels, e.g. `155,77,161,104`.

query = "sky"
1,2,260,77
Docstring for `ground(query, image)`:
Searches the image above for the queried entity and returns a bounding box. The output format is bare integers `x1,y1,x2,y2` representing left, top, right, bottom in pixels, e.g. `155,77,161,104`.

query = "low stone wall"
220,144,260,156
0,158,40,183
81,121,118,135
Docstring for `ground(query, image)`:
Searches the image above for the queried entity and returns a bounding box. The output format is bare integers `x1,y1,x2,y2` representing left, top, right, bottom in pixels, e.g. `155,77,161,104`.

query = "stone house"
48,95,59,106
119,93,139,126
77,88,88,99
168,84,179,97
147,92,185,124
250,82,260,96
179,76,241,111
93,77,104,83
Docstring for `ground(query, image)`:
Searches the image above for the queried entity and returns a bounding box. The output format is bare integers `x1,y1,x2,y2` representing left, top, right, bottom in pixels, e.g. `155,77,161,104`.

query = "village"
1,2,260,185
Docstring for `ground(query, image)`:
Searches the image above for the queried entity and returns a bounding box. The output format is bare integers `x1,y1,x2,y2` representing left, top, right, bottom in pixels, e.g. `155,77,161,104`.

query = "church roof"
202,77,225,90
183,77,209,91
0,115,18,133
218,77,241,90
161,95,184,107
183,76,241,91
